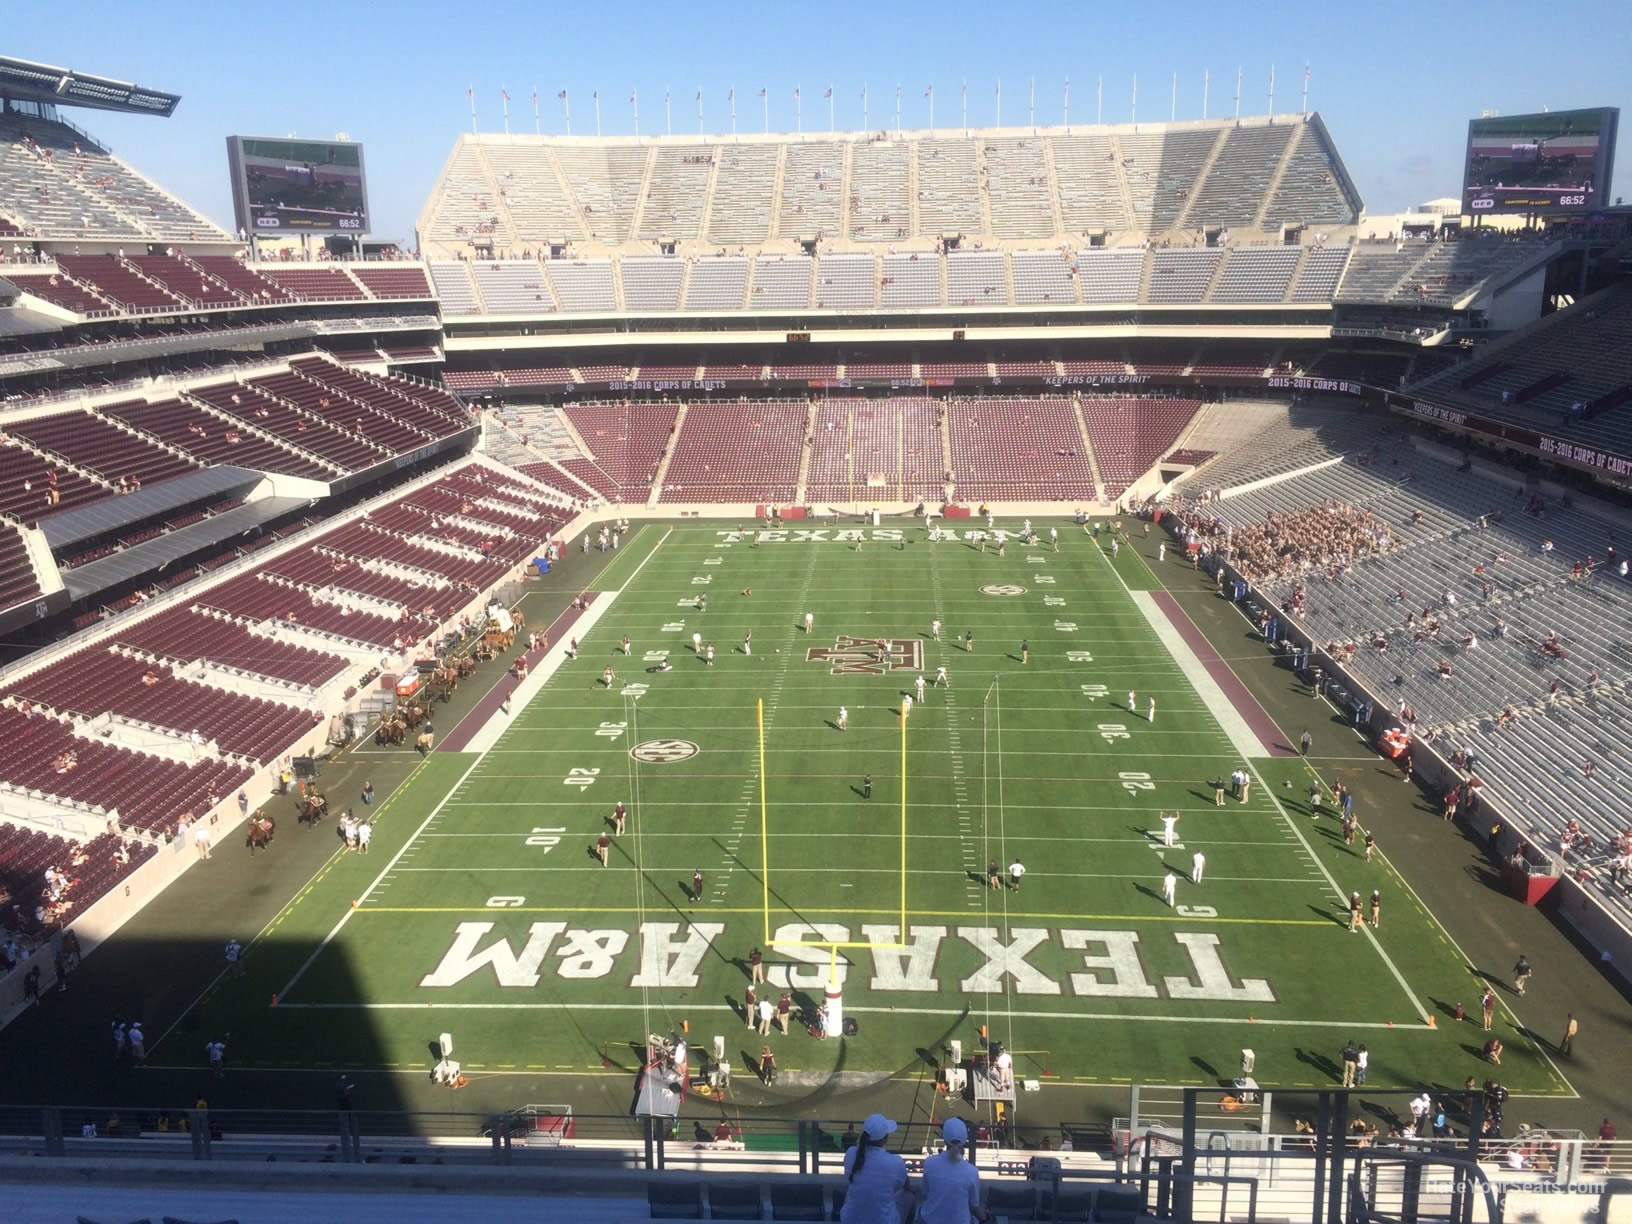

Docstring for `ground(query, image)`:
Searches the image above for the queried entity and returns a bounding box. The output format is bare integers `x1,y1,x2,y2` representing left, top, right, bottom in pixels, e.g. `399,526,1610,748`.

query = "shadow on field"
3,928,407,1120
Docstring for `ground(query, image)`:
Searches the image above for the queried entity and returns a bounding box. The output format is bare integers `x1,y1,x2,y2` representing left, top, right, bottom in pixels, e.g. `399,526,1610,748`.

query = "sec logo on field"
630,739,700,764
980,584,1027,596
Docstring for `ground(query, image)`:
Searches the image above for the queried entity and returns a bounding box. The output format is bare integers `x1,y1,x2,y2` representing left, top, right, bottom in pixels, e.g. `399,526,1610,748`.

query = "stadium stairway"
1173,128,1228,231
1070,396,1108,502
647,403,686,503
1253,125,1305,229
793,407,815,504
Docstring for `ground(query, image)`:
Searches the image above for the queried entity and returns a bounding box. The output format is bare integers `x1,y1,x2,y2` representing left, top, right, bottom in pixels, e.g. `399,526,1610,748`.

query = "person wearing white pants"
1191,852,1205,884
1162,873,1177,907
1161,813,1179,847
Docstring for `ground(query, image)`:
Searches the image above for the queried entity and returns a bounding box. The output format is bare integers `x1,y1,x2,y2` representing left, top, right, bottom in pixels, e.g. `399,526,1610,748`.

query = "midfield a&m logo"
807,636,924,676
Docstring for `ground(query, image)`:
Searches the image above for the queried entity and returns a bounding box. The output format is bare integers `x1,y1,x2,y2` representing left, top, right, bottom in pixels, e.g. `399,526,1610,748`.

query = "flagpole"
563,88,572,136
961,80,967,134
1132,73,1137,125
697,88,703,135
862,83,869,134
594,90,601,137
533,88,540,135
729,89,737,135
664,89,671,137
1301,62,1310,119
501,87,510,136
894,84,901,136
927,83,933,131
1171,72,1177,122
1028,77,1035,130
632,89,639,137
996,79,1002,128
1203,70,1209,121
1234,66,1242,121
762,87,768,134
467,84,477,135
1063,77,1070,132
796,85,802,134
828,85,835,133
1268,63,1275,118
1097,75,1102,125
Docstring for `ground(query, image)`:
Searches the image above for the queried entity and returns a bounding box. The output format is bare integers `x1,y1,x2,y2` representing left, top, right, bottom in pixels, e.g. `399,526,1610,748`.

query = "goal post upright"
900,696,908,937
758,697,770,946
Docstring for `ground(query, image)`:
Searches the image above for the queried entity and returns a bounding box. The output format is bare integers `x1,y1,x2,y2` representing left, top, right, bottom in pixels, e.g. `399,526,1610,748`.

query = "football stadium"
0,25,1628,1224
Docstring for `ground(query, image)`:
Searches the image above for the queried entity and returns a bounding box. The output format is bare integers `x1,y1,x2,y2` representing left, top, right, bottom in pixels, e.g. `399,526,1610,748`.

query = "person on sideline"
841,1114,909,1223
916,1116,992,1223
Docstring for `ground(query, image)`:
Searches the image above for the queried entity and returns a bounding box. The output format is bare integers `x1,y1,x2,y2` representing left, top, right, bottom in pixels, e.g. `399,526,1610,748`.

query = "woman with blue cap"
840,1113,909,1222
916,1116,991,1222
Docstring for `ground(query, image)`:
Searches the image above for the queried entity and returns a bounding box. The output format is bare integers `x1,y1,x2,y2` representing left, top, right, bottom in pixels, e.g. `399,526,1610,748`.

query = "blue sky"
10,0,1629,245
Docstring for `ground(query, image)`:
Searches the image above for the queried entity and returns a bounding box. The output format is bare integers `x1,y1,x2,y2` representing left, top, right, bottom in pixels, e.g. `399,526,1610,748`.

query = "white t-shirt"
840,1143,908,1223
1009,862,1025,883
918,1150,981,1224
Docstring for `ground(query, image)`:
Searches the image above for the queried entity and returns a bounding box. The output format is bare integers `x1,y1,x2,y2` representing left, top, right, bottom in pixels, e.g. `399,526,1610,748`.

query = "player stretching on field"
915,674,926,702
837,706,848,731
931,618,942,641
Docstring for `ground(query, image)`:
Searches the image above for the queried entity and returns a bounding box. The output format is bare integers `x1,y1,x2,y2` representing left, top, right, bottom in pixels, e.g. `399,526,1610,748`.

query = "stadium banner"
1391,394,1632,480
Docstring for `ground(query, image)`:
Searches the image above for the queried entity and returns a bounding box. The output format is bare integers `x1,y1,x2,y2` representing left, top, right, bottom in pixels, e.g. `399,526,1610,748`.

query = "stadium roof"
0,56,180,118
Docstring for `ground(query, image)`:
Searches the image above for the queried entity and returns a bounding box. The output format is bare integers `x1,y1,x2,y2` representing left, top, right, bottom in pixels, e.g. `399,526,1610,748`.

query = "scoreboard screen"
227,136,370,235
1461,107,1618,215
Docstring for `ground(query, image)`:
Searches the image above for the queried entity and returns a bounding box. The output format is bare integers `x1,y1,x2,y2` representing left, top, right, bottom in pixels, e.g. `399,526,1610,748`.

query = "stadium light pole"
1301,62,1310,119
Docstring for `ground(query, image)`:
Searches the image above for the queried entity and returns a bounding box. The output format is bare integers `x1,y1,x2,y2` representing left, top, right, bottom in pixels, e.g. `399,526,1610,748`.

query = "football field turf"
158,521,1575,1101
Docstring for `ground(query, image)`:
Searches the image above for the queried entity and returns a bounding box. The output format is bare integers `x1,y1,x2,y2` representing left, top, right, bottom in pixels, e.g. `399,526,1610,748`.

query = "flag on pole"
728,88,735,101
793,86,800,98
824,87,832,99
465,87,472,100
696,89,701,101
758,88,767,98
532,89,538,105
502,89,510,102
924,84,933,96
558,89,567,99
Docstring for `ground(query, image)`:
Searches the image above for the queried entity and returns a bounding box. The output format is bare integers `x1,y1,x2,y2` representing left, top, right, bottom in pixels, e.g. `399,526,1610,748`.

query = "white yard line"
272,755,484,1003
458,528,674,755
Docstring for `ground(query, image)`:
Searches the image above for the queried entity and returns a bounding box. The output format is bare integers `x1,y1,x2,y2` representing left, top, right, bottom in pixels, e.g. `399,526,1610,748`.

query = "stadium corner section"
441,525,673,756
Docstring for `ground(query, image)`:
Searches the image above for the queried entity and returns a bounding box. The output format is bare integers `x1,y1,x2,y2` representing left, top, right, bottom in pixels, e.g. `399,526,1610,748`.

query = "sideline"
451,526,673,756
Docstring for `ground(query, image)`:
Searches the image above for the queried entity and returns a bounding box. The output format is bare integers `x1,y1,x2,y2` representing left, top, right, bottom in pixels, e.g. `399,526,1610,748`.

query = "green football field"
152,521,1574,1101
